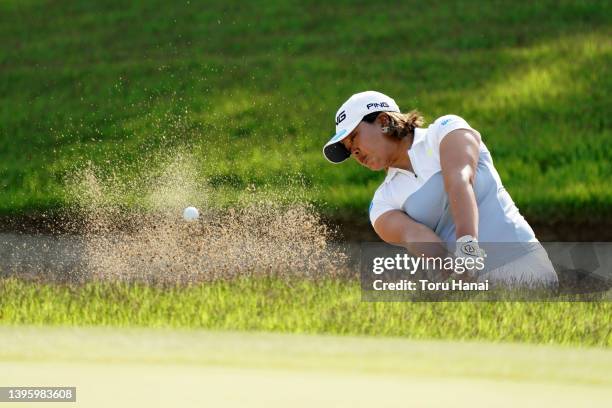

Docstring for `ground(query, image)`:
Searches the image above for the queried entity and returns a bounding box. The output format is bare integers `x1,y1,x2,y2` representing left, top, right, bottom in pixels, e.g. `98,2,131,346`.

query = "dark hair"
362,110,425,140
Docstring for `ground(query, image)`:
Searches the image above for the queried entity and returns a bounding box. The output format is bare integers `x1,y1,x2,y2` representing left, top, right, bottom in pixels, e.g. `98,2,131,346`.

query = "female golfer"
323,91,558,287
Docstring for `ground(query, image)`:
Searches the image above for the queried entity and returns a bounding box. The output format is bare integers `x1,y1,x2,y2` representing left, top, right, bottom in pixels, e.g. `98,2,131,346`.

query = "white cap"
323,91,400,163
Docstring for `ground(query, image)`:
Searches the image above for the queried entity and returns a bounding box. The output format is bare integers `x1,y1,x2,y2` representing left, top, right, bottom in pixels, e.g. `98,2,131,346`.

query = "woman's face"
341,116,397,171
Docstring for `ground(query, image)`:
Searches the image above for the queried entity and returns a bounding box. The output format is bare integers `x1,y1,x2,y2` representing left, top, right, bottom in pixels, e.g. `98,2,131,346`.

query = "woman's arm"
439,129,481,240
373,210,453,280
373,209,450,266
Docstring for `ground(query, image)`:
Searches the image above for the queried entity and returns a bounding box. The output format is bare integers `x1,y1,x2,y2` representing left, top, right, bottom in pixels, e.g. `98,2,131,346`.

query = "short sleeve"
369,188,399,226
431,114,477,149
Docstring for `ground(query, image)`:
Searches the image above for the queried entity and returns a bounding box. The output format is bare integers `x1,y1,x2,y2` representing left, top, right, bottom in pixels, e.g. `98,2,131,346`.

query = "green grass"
1,0,611,221
1,277,610,347
2,327,612,407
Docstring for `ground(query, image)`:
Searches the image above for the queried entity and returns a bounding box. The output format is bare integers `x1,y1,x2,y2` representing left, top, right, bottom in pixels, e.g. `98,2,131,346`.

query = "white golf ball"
183,206,199,222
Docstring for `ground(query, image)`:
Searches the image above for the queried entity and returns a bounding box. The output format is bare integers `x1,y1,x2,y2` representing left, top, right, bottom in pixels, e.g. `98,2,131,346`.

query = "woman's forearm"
374,210,451,258
439,129,482,240
446,174,479,239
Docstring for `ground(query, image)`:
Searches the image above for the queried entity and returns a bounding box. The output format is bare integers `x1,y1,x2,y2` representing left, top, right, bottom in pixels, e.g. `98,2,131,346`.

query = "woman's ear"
378,113,391,127
378,113,390,133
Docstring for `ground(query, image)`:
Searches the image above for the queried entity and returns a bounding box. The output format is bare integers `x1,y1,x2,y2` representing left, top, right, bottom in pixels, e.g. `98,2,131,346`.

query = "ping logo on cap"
366,102,390,110
336,110,346,125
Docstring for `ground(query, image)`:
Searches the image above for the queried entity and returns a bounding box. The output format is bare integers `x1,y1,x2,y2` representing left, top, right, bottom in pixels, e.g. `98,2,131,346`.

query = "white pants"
478,244,559,288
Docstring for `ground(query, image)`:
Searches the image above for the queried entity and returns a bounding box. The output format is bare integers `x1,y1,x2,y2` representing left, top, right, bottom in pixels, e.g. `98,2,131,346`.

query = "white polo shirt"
369,114,537,245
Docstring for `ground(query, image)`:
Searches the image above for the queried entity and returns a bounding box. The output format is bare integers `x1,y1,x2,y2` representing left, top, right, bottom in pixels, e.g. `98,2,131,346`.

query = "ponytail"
362,110,425,140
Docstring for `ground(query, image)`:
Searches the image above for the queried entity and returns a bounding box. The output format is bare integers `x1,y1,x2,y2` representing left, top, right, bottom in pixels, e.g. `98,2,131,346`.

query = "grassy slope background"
1,0,611,223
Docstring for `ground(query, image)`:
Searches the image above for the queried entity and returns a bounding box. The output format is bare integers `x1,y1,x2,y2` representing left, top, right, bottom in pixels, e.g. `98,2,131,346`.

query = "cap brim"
322,122,358,164
323,142,351,163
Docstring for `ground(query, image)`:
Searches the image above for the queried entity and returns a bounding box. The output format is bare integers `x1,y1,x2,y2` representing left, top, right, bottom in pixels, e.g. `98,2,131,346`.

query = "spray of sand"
66,152,348,284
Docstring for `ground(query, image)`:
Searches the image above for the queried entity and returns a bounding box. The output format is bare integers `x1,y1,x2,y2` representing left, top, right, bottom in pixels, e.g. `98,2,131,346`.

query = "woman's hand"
439,129,481,240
